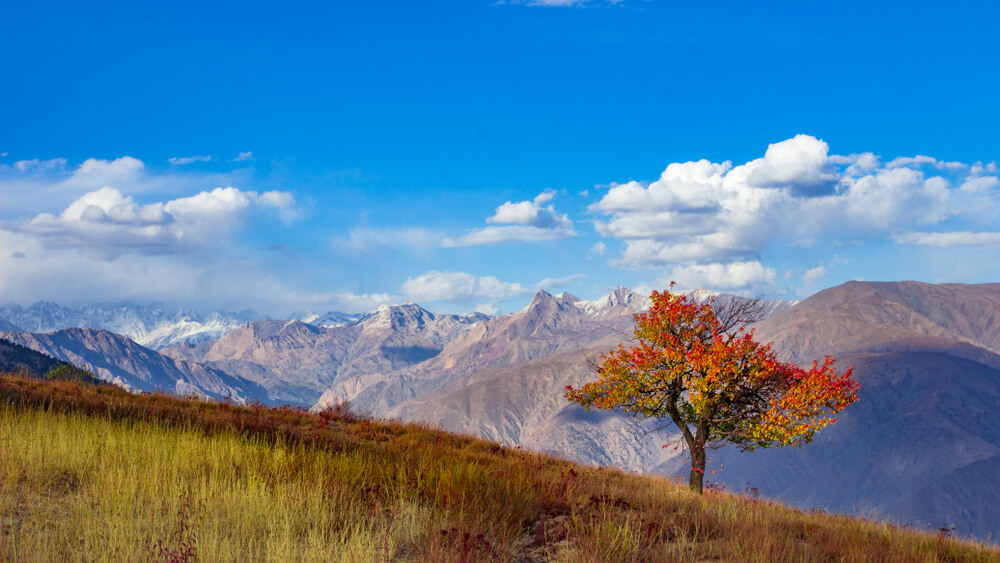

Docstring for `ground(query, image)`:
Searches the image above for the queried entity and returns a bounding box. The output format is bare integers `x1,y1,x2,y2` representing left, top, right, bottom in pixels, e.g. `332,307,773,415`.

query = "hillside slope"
691,281,1000,541
2,372,996,562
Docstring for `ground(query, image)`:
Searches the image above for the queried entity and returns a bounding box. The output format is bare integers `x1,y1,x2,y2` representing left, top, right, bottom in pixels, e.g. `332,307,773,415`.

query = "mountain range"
2,282,998,540
0,328,268,403
0,301,264,350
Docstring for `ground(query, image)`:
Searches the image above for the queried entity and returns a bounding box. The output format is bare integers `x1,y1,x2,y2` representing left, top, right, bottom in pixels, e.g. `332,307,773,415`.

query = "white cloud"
1,156,255,217
970,162,998,176
332,291,399,312
474,303,500,316
14,158,67,172
0,229,301,315
444,191,575,246
233,152,254,162
442,225,575,247
487,199,570,229
802,265,828,283
892,231,1000,247
535,273,587,291
747,134,838,195
669,261,776,290
960,176,1000,193
886,155,940,169
8,186,296,259
72,156,145,183
400,271,529,303
590,134,988,276
587,241,606,258
168,155,213,165
485,190,571,228
838,167,949,230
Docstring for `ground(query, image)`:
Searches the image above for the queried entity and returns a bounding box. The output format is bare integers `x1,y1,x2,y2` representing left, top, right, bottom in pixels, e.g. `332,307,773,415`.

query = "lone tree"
565,285,859,494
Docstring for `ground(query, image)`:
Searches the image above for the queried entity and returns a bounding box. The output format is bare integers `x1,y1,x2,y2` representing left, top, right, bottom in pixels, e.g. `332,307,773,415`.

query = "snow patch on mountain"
0,301,262,350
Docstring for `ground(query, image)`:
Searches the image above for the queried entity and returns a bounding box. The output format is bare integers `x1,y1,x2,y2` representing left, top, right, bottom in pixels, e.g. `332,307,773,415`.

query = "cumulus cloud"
1,156,258,218
400,271,529,303
443,191,575,246
8,186,296,258
669,261,776,290
168,155,213,165
960,176,1000,193
233,151,254,162
802,265,828,283
590,134,998,278
892,231,1000,247
69,156,146,187
488,192,570,229
747,134,839,195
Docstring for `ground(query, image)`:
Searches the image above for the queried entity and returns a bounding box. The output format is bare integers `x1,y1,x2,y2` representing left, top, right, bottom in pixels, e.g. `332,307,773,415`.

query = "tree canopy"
565,286,859,493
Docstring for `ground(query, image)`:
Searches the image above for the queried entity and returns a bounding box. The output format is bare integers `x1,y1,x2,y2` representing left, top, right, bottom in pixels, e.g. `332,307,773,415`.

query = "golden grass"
0,373,997,562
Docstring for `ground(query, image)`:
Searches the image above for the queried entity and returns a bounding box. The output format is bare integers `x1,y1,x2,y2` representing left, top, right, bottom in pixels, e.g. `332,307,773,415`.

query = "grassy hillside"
0,373,997,562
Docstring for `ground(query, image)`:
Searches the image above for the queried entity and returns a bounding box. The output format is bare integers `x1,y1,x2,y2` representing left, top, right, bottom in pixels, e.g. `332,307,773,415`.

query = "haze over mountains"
2,282,999,540
0,301,264,350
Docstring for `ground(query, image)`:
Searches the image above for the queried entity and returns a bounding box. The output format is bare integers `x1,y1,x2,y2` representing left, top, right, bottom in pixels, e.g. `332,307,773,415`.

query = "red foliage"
566,284,859,493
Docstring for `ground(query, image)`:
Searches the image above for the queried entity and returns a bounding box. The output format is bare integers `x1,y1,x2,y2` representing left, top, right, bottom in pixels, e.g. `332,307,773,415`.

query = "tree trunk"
688,418,709,494
688,442,705,494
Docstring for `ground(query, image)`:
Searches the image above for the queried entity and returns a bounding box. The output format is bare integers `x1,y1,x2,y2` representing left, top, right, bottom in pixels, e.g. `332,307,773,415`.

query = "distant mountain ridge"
162,304,490,405
0,301,265,350
0,328,269,403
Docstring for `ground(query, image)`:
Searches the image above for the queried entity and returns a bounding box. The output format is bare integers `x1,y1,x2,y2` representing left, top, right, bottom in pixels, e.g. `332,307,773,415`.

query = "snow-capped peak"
574,286,649,316
0,301,264,350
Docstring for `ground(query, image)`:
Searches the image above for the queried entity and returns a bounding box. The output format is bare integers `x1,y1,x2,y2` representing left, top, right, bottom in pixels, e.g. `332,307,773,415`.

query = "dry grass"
0,373,997,562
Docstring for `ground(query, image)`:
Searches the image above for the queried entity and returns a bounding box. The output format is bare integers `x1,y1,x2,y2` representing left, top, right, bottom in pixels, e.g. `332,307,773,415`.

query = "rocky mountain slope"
751,280,1000,366
162,304,488,405
0,301,264,350
313,289,648,414
0,328,268,403
691,281,1000,541
1,337,64,374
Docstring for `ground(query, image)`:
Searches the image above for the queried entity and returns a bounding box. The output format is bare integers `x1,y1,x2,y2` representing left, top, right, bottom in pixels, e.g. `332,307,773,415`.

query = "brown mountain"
690,281,1000,541
162,304,486,405
313,289,648,415
752,280,1000,367
0,328,268,403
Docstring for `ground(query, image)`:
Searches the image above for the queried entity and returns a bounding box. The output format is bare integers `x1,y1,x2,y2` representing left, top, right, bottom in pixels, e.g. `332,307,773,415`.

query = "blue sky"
1,0,998,316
